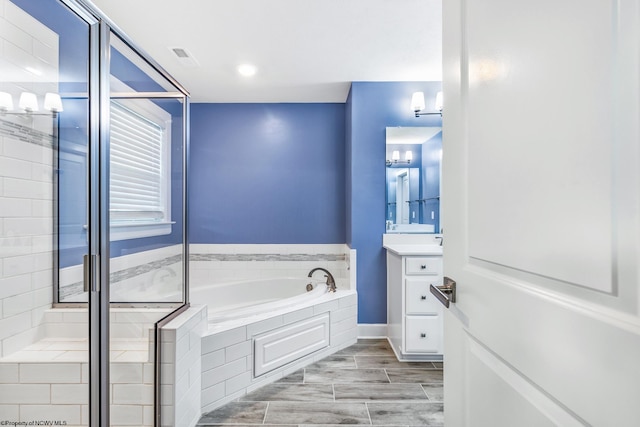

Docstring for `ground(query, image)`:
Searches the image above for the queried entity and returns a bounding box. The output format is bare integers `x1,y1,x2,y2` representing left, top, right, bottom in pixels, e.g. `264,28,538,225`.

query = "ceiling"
90,0,442,103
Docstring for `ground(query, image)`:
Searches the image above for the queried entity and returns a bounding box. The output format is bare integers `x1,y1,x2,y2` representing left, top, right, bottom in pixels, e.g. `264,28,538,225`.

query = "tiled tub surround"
200,289,358,415
0,308,173,426
139,286,358,426
160,305,208,427
59,244,184,302
189,244,357,291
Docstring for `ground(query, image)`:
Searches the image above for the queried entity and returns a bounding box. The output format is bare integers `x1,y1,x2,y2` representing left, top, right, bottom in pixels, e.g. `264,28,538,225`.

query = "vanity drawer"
405,316,442,353
405,257,441,275
405,278,442,315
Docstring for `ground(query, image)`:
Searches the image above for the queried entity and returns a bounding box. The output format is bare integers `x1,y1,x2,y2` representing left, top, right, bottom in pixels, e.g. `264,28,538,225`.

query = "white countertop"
383,243,443,256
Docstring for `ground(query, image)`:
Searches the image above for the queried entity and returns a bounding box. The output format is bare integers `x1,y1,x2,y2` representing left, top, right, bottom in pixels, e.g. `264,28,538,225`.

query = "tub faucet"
308,267,336,292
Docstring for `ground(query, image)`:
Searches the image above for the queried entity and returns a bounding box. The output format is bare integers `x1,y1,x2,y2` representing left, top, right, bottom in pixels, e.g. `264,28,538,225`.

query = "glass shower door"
107,31,188,427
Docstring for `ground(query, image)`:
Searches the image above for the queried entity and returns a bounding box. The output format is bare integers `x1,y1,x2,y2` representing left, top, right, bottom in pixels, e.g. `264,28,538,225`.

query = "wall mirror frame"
385,126,442,234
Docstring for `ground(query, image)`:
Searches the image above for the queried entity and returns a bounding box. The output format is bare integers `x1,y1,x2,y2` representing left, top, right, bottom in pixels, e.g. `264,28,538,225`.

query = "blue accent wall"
347,82,442,324
189,103,346,244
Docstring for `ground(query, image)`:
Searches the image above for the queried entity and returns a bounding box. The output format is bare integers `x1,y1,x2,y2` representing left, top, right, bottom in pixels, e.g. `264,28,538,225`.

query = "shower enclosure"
0,0,189,425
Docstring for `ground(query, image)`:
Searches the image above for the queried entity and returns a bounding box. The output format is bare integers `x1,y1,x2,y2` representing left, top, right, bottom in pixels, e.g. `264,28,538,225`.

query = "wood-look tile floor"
197,339,444,426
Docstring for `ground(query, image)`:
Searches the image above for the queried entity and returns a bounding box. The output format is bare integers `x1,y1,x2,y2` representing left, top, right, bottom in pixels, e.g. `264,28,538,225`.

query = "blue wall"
189,103,346,244
347,82,442,324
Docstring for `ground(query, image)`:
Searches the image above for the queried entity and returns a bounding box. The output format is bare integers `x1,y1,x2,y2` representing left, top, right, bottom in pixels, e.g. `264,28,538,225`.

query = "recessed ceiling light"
237,64,257,77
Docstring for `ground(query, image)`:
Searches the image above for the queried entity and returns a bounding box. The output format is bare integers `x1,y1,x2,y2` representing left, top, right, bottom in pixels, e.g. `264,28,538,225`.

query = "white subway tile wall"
161,305,207,427
0,0,58,359
189,244,355,291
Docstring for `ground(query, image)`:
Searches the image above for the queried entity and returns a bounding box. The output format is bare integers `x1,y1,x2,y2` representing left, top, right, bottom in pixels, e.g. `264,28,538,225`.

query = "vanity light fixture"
19,92,39,112
412,90,443,117
44,92,64,112
1,92,64,116
405,150,412,162
386,149,412,166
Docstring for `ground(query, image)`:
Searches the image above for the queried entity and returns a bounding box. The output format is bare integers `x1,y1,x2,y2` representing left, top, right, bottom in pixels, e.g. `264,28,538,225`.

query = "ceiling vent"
169,47,199,68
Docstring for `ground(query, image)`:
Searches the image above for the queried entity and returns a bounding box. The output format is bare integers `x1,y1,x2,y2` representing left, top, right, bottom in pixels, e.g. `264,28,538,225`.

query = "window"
109,98,172,240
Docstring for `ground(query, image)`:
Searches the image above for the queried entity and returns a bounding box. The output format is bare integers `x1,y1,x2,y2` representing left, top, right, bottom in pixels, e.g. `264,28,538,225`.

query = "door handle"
430,277,456,308
83,254,89,293
83,254,99,293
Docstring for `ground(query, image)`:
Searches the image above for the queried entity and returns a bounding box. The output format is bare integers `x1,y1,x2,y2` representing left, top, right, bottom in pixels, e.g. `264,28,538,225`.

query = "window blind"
110,101,165,222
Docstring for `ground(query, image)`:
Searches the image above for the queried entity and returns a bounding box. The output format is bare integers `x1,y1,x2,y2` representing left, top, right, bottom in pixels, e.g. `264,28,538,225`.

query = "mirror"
385,127,442,234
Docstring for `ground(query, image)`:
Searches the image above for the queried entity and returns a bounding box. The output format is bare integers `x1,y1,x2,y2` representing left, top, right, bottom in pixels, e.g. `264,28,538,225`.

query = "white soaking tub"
195,277,358,414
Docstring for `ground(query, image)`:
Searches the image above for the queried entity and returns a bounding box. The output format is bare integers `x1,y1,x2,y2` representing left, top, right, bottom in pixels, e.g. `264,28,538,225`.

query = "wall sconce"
411,91,443,117
0,92,63,116
19,92,39,112
44,93,64,112
0,92,14,112
386,150,412,166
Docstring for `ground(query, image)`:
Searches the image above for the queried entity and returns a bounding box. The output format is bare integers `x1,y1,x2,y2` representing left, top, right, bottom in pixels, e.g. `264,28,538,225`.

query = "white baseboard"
357,323,387,339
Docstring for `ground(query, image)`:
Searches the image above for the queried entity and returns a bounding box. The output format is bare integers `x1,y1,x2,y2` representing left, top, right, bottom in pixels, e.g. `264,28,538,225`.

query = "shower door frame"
54,1,192,425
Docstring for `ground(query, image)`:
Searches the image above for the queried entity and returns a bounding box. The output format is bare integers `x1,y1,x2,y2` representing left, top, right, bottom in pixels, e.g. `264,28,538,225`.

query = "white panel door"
441,0,640,425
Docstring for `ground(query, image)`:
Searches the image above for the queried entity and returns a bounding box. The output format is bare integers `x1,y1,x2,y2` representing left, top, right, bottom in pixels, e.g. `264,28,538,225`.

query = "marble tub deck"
197,339,444,426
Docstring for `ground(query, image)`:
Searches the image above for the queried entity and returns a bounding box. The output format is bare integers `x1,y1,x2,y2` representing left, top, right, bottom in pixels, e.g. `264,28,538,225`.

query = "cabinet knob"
420,295,427,300
420,333,427,338
420,265,427,269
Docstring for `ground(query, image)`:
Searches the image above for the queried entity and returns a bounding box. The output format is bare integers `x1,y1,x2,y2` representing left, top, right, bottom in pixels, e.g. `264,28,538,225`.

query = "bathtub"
192,277,329,322
195,277,358,413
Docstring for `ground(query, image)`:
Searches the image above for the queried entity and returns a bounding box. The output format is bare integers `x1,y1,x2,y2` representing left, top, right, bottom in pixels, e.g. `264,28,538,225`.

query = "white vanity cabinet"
385,245,444,361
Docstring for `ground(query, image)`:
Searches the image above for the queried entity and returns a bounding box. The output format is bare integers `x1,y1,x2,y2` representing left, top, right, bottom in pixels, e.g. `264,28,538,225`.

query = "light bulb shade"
405,150,412,161
392,150,400,161
0,92,14,111
44,93,63,112
411,91,425,112
435,91,443,111
19,92,38,112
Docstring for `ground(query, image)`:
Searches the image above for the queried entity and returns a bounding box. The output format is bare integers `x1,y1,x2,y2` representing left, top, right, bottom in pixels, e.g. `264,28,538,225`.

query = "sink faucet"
308,267,336,292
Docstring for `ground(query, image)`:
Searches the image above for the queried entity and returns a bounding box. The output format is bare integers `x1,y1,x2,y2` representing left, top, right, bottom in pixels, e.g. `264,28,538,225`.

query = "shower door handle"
83,254,100,293
83,254,89,292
